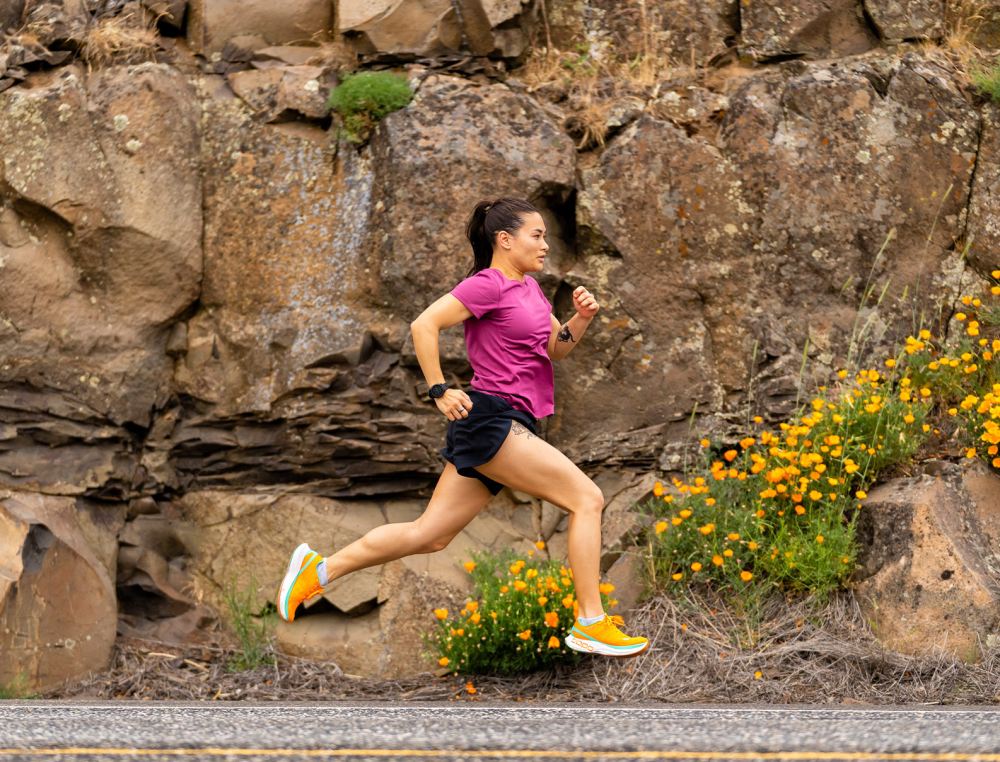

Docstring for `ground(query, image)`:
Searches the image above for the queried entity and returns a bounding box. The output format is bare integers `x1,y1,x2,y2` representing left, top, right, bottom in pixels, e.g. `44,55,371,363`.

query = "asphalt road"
0,702,999,761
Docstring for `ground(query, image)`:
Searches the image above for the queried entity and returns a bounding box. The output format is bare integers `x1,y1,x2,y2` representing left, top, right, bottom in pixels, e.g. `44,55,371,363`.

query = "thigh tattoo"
511,421,535,439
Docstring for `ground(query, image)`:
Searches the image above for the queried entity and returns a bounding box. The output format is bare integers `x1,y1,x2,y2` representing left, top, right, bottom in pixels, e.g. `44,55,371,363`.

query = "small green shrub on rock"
327,71,413,144
970,59,1000,102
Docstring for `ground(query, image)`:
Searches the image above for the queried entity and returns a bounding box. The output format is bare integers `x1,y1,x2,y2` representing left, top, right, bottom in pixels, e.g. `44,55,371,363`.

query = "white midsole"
565,634,649,657
278,543,312,620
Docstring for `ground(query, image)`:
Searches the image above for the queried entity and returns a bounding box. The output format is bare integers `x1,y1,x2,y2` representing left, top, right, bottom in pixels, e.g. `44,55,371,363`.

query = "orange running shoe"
277,543,323,622
565,613,649,657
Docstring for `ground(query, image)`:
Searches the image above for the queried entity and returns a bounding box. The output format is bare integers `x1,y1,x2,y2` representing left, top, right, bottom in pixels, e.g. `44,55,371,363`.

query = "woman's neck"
489,257,525,282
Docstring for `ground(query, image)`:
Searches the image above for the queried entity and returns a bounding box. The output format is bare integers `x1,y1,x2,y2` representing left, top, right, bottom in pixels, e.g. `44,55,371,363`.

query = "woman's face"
498,211,549,272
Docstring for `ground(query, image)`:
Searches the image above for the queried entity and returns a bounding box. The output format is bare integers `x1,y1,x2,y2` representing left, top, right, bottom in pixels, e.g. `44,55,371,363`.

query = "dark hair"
465,197,540,277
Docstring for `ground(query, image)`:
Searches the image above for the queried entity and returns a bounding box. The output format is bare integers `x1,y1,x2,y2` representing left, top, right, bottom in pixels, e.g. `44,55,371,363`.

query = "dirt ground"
46,586,1000,704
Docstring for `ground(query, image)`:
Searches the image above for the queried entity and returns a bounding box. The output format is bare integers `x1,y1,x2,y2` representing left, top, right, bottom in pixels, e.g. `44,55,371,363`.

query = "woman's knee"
410,521,455,553
567,481,605,516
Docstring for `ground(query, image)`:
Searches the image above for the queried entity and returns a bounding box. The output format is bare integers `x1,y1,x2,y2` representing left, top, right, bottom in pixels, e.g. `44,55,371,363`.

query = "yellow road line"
0,750,999,760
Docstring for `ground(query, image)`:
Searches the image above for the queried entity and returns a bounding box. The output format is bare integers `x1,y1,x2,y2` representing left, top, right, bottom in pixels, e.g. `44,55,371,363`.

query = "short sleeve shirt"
449,268,554,419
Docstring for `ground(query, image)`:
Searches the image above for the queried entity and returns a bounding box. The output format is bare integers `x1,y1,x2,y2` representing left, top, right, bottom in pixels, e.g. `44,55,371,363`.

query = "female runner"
277,197,649,657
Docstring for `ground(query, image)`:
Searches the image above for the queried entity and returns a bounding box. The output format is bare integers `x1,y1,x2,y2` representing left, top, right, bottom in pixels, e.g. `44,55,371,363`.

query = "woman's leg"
321,462,492,583
474,422,607,619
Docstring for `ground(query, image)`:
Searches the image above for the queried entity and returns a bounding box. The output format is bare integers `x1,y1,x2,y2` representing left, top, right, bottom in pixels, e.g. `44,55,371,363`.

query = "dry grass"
512,0,702,150
51,587,1000,703
512,45,681,150
78,9,158,70
583,587,1000,703
921,0,1000,82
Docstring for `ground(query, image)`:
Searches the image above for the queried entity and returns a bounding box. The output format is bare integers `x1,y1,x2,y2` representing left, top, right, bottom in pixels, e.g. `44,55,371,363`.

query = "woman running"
277,197,649,657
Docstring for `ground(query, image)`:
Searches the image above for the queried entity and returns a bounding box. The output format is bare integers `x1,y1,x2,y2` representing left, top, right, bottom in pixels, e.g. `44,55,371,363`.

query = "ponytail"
465,197,539,277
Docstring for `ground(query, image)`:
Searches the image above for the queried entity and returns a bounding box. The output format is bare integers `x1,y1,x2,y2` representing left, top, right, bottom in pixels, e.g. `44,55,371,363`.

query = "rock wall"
1,0,999,687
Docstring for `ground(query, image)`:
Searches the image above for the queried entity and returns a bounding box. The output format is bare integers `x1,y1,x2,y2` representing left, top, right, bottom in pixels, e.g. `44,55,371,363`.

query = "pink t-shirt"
450,268,555,419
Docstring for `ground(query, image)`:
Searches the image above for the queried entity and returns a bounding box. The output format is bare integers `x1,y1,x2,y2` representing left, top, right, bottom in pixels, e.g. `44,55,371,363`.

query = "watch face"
430,384,447,399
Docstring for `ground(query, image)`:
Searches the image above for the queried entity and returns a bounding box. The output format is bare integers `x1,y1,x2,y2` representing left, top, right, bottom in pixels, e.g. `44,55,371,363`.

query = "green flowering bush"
425,545,618,675
638,269,1000,604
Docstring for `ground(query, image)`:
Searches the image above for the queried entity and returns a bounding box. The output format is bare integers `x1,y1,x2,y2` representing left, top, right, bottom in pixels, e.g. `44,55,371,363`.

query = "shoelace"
608,614,625,627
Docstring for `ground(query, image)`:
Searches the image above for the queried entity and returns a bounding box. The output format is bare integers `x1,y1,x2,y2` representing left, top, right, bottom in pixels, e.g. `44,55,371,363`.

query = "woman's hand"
436,388,475,421
573,286,599,319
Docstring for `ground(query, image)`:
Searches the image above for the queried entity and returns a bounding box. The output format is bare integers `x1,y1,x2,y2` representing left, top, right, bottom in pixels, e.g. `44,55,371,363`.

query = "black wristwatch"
428,383,450,400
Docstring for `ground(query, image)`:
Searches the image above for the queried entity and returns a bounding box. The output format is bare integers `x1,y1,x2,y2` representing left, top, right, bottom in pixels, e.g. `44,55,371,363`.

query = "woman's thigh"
474,422,602,512
413,461,493,546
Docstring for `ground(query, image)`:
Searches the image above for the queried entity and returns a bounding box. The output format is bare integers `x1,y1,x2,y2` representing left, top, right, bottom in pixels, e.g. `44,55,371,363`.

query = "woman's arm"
548,286,600,361
410,294,475,420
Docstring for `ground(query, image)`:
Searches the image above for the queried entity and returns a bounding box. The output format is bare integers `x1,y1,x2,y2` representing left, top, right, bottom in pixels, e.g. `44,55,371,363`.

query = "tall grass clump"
78,10,158,70
426,543,619,675
222,577,276,672
327,70,413,144
638,266,1000,606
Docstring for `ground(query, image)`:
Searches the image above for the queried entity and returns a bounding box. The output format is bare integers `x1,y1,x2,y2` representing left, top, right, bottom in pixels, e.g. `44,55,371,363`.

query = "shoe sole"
564,634,650,658
277,543,316,622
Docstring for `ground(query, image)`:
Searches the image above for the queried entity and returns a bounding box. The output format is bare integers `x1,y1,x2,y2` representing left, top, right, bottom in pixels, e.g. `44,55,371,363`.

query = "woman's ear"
498,230,511,249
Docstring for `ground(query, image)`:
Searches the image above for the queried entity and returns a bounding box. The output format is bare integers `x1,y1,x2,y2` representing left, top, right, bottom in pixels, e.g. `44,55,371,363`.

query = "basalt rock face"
854,460,1000,661
967,102,1000,274
0,63,201,499
339,0,537,59
864,0,946,43
556,52,985,470
0,491,123,691
547,0,740,68
740,0,879,60
1,0,1000,686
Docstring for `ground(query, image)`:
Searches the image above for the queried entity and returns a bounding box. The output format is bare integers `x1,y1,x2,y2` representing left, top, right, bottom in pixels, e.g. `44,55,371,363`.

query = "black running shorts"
439,390,538,495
